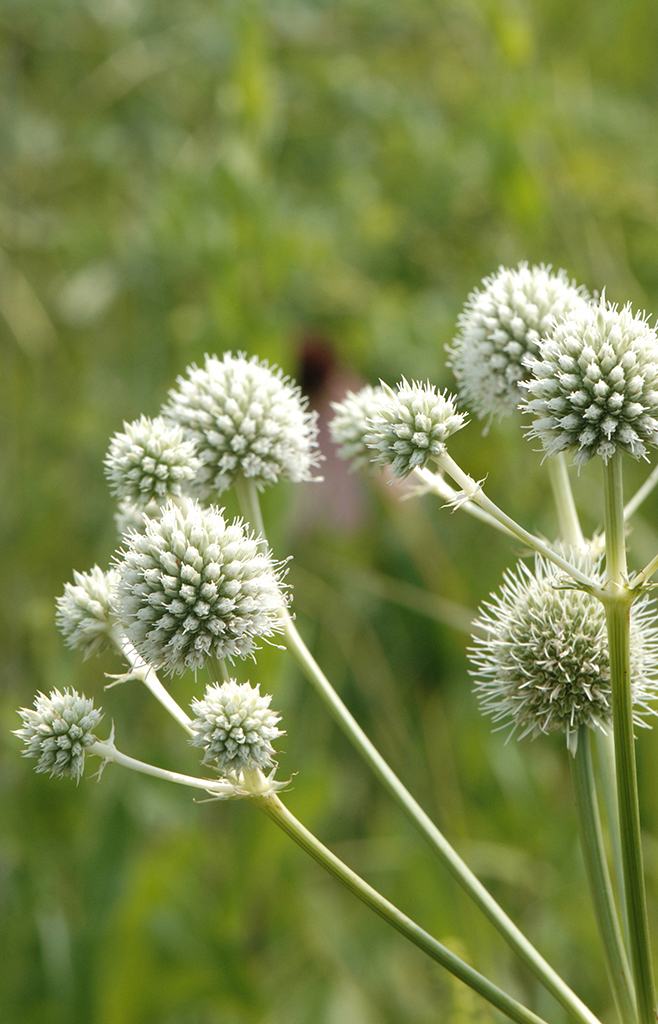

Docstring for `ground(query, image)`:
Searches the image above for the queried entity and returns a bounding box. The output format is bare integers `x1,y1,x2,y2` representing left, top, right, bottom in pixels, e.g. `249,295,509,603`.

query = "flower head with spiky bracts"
56,566,120,659
14,689,103,781
116,501,285,675
470,555,658,754
329,384,387,472
104,415,200,506
190,680,283,774
162,352,321,497
448,264,589,421
523,298,658,464
364,379,466,478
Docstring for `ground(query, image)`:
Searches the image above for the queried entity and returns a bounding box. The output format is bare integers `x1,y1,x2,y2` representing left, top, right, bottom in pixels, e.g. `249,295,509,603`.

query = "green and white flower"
14,689,103,781
190,680,283,773
330,384,388,472
56,566,120,659
104,414,200,506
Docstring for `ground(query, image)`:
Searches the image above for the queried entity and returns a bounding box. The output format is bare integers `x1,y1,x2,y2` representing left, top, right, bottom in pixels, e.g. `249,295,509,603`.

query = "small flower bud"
14,688,103,781
163,352,321,497
329,384,387,471
104,415,200,505
365,380,466,478
116,501,285,675
448,264,589,420
190,680,283,773
56,566,119,659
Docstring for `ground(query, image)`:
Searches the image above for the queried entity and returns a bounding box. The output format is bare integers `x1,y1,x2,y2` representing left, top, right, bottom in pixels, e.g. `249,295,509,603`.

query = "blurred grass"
4,0,658,1021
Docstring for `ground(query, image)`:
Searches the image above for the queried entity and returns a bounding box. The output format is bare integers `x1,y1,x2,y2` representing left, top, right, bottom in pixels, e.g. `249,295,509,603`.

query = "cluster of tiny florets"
162,352,321,497
365,380,466,478
116,501,285,674
523,299,658,464
470,556,658,753
56,566,120,659
190,680,283,773
104,415,200,506
14,689,103,781
448,264,588,421
329,384,387,471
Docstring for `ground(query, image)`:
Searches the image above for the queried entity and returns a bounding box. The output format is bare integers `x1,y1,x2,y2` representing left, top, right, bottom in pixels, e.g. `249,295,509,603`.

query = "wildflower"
104,415,200,506
56,566,120,659
163,352,321,497
365,380,466,478
470,555,658,753
330,384,387,471
448,264,588,421
190,680,283,773
523,298,658,464
14,689,103,781
116,501,285,675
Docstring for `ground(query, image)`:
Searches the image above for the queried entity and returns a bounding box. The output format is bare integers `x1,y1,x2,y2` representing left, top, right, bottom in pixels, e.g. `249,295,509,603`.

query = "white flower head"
365,379,466,478
116,501,286,675
470,555,658,754
523,298,658,464
448,264,589,421
14,688,103,781
163,352,321,497
329,384,387,471
190,680,283,773
56,566,120,659
104,415,200,506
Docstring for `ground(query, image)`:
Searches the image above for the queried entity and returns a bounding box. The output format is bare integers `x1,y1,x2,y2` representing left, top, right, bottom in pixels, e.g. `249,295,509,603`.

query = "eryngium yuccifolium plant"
104,415,200,506
56,566,120,659
14,689,103,781
470,556,658,754
116,501,285,674
448,264,588,421
190,680,283,773
523,299,658,464
365,380,466,478
163,352,321,496
329,384,387,471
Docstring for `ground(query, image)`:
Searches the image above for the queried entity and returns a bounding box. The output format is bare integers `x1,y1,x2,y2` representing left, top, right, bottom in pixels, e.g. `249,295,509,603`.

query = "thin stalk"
89,740,239,796
571,726,637,1024
236,479,602,1024
412,467,519,540
547,454,586,549
603,454,656,1024
595,729,630,956
256,792,551,1024
624,463,658,522
110,633,194,735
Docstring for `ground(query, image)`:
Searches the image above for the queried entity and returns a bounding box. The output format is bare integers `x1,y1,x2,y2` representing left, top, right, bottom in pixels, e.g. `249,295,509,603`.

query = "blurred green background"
4,0,658,1021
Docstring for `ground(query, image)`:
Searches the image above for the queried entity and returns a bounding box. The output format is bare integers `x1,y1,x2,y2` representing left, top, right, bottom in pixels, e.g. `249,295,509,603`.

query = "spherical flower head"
365,379,466,478
162,352,321,497
104,415,200,506
116,501,285,675
523,298,658,464
470,555,658,753
448,264,589,420
329,384,387,471
190,680,283,773
56,566,120,659
14,688,103,781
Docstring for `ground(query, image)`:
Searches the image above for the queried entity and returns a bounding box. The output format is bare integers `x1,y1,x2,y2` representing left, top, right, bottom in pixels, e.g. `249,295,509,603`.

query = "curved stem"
235,478,602,1024
412,467,518,540
571,726,637,1024
110,633,194,735
89,740,238,796
256,792,551,1024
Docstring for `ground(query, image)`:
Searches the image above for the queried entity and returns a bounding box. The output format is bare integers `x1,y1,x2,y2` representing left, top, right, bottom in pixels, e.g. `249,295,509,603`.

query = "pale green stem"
624,463,658,522
236,478,602,1024
547,454,586,550
435,452,601,593
89,740,239,796
595,729,630,956
603,454,656,1024
630,553,658,592
571,726,637,1024
412,467,519,540
255,792,551,1024
110,632,194,735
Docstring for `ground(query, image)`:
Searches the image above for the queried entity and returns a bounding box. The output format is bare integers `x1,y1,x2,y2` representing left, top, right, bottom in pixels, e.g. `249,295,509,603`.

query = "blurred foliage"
4,0,658,1021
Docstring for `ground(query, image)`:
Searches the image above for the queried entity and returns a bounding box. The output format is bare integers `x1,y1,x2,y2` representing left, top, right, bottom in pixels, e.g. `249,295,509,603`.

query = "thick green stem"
235,479,602,1024
255,793,550,1024
595,729,630,956
571,727,637,1024
603,455,656,1024
547,454,586,549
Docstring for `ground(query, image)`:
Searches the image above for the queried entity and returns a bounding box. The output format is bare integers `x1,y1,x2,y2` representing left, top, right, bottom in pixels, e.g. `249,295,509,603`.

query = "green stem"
110,633,194,735
571,727,637,1024
412,467,519,540
624,463,658,522
595,729,630,957
236,479,602,1024
547,454,586,549
255,792,550,1024
603,454,656,1024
